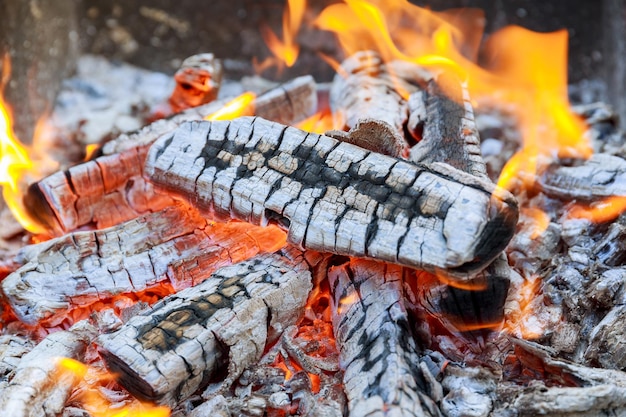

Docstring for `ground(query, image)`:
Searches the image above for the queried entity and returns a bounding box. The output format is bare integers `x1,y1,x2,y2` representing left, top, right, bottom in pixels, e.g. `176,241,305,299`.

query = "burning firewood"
97,247,312,407
538,153,626,200
25,75,318,235
1,203,286,325
328,258,442,416
169,53,223,112
409,72,488,179
0,321,96,417
328,51,428,157
145,116,518,277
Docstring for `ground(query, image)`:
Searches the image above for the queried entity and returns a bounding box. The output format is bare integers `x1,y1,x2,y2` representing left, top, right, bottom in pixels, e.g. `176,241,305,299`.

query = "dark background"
1,0,624,142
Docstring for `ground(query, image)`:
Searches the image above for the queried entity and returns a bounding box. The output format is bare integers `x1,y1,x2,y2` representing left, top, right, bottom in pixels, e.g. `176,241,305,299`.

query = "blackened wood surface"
145,117,518,278
409,74,487,179
2,203,285,325
97,248,312,407
328,259,441,417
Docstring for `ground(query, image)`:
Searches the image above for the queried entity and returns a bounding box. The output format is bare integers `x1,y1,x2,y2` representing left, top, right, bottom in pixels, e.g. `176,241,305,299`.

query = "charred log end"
97,348,162,404
452,191,519,276
23,181,64,235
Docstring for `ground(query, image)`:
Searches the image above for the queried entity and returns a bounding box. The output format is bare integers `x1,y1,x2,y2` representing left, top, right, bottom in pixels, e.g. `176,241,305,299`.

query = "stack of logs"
2,50,626,417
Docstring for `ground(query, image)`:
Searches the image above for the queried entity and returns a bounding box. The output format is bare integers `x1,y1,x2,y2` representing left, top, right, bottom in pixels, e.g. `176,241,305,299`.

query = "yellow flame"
0,85,48,234
566,196,626,224
503,277,544,339
204,92,256,121
295,109,336,134
260,0,307,70
314,0,590,190
57,358,170,417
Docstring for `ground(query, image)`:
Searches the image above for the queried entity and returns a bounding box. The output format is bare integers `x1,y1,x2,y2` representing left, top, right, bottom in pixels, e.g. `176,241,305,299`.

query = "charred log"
2,203,285,325
328,258,442,417
0,321,96,417
169,53,223,112
145,117,518,278
97,248,312,407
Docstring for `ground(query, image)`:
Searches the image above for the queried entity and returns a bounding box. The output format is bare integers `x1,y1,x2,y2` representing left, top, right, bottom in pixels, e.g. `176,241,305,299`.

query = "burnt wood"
2,203,285,325
145,117,518,278
409,73,487,179
328,258,442,416
0,321,96,417
169,53,223,112
97,248,312,407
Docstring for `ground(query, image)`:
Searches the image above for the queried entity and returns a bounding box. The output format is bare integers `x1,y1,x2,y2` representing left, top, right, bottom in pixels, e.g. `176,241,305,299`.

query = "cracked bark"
2,203,286,325
25,75,317,235
0,321,96,417
145,117,518,278
97,247,312,407
409,72,487,179
328,258,442,417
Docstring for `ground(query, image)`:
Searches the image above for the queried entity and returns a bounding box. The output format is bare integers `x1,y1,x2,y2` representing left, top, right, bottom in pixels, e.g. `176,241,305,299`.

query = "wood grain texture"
328,259,442,417
145,117,518,278
409,73,487,179
97,248,312,407
0,321,96,417
2,203,286,325
538,154,626,200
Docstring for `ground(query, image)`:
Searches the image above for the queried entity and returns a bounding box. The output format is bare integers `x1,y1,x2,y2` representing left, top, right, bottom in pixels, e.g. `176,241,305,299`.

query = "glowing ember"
314,0,590,189
204,92,256,121
566,196,626,224
503,277,545,339
522,207,551,239
260,0,307,70
57,358,170,417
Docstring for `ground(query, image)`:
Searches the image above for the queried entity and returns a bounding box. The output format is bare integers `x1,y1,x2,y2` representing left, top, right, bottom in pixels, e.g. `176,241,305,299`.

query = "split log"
97,248,312,407
2,203,286,325
169,53,223,112
26,75,317,235
328,258,442,417
145,117,519,278
409,72,488,179
538,153,626,200
0,321,96,417
329,51,427,157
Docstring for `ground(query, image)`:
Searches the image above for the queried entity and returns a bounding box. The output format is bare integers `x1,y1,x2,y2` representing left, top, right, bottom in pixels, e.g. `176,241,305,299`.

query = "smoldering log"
409,72,488,179
145,117,518,278
169,53,223,112
97,248,312,407
24,145,176,235
0,321,96,417
538,153,626,200
26,75,318,235
328,258,442,417
2,203,286,325
329,51,427,157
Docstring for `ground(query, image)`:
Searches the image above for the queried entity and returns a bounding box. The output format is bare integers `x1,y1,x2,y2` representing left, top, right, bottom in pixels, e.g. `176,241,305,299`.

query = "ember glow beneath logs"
1,0,625,416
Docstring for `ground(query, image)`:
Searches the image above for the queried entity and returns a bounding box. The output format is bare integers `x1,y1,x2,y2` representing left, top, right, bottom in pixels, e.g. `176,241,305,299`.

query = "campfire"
1,1,626,416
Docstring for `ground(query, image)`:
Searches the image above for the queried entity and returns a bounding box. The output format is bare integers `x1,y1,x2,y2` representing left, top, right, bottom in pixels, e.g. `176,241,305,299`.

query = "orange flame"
566,196,626,224
503,277,544,339
0,55,50,235
295,109,336,134
314,0,590,190
57,357,170,417
204,92,256,121
522,207,551,239
260,0,307,70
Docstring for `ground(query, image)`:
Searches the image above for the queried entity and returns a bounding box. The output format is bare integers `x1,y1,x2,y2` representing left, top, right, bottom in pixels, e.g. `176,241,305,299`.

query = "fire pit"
1,1,626,416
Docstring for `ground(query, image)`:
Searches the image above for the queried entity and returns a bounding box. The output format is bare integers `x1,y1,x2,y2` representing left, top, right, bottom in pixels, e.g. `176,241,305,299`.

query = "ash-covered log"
2,203,285,325
328,258,442,416
25,75,317,235
409,72,487,179
145,117,518,278
328,51,428,157
0,321,96,417
97,247,312,407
